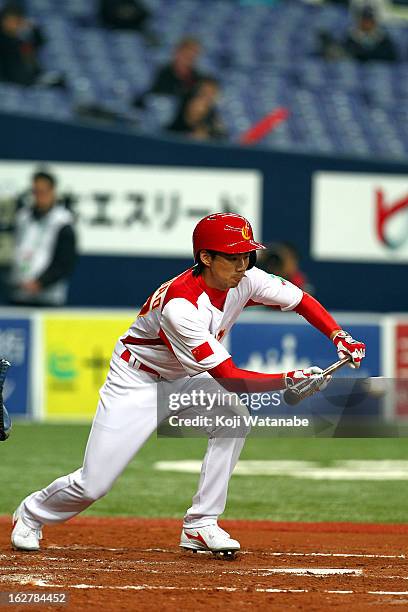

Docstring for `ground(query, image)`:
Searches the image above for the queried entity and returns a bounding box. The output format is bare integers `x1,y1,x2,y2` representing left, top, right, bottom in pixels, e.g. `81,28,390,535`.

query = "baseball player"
11,213,365,554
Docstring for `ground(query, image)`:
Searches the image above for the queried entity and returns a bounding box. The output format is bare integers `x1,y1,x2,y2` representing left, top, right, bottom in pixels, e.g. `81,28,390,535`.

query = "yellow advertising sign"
44,313,134,420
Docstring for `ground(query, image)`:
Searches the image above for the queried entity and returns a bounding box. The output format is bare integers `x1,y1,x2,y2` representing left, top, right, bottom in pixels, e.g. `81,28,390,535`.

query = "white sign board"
312,171,408,263
0,161,262,257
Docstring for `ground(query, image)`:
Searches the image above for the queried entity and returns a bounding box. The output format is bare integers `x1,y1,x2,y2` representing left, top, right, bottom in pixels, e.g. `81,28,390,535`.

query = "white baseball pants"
22,354,249,530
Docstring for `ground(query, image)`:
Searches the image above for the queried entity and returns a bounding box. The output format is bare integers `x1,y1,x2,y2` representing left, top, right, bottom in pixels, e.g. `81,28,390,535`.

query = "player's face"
201,251,251,290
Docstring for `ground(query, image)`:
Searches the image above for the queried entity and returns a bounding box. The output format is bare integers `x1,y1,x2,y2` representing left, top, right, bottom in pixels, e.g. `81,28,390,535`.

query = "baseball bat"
283,356,351,406
0,359,11,441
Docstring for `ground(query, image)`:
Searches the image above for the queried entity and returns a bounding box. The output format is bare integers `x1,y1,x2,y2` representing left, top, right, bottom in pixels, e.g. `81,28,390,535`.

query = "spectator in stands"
349,0,391,23
256,246,284,277
98,0,157,44
257,242,314,294
319,4,397,61
9,171,77,307
325,0,392,23
0,3,45,86
134,37,204,107
343,5,397,61
167,77,227,141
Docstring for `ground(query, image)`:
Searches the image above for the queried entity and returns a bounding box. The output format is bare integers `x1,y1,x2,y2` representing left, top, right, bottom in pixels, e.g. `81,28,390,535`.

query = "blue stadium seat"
1,0,407,158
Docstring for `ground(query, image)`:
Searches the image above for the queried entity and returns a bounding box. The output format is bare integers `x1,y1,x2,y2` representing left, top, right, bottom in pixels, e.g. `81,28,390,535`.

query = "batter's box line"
44,546,407,560
264,551,406,560
4,553,179,566
28,581,408,597
6,567,408,580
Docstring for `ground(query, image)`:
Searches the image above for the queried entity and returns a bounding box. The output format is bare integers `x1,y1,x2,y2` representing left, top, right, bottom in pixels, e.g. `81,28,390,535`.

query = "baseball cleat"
180,524,240,557
11,505,42,551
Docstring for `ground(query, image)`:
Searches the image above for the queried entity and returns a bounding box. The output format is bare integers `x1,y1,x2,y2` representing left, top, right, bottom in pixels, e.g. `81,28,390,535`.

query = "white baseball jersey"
114,267,303,381
23,265,303,535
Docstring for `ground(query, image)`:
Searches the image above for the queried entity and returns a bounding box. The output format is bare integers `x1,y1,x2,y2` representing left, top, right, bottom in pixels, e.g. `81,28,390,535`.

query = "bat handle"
322,356,351,376
283,355,352,406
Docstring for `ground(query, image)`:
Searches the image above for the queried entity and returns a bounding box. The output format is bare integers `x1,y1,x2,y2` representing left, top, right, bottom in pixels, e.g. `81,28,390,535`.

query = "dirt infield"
1,517,408,611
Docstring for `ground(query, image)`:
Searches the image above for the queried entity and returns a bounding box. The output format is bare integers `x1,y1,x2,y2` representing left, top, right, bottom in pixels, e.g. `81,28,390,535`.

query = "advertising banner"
230,319,381,420
44,314,133,420
0,161,262,257
0,317,30,415
231,321,380,378
312,171,408,263
395,323,408,417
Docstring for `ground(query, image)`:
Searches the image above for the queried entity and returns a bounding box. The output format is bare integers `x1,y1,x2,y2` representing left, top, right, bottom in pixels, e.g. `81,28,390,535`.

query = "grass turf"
1,422,407,523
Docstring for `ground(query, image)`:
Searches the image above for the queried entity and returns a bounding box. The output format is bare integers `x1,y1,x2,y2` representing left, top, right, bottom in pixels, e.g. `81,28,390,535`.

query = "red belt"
120,349,160,377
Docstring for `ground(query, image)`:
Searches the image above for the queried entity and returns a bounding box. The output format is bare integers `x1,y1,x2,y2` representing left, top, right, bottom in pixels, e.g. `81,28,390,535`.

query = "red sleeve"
294,292,341,339
209,357,286,392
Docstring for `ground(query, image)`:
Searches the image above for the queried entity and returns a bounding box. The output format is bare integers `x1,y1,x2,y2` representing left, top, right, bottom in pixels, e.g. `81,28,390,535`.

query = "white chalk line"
0,574,55,586
42,547,406,560
222,568,363,576
369,591,408,596
154,459,408,480
0,566,212,576
265,551,406,560
3,571,408,598
27,581,408,597
4,565,408,582
1,553,179,565
0,567,156,573
0,566,364,577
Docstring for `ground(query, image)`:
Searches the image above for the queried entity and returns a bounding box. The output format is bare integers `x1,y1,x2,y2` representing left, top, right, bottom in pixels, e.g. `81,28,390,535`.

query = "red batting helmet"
193,213,265,266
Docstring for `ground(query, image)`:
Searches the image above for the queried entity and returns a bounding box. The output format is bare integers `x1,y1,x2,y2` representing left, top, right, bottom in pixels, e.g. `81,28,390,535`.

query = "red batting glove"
332,330,366,368
285,366,330,392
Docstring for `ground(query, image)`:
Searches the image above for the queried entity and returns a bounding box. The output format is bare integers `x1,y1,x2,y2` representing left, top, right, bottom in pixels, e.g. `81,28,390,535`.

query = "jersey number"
138,280,172,317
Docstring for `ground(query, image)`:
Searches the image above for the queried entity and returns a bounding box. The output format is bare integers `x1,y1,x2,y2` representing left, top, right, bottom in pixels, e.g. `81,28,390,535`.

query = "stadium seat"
0,0,406,158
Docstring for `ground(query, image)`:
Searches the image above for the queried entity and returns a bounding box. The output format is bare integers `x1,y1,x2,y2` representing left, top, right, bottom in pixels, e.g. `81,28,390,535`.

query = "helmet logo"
242,224,251,240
